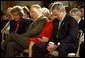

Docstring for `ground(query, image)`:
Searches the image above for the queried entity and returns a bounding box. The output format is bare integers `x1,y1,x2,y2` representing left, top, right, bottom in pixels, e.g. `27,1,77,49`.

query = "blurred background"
1,1,84,11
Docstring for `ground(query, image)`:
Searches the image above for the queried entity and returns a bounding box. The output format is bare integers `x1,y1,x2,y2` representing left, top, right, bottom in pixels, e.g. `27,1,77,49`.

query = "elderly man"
69,8,81,23
70,8,84,57
1,4,48,57
70,8,84,32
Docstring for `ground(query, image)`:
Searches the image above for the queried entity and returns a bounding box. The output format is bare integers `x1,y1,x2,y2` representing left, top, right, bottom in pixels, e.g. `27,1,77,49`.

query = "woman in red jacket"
27,20,53,57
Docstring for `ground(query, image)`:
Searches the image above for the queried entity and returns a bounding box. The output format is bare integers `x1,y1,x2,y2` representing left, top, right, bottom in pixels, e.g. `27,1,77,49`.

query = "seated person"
1,5,33,57
47,2,79,57
1,6,33,34
69,8,84,32
27,20,53,57
10,6,33,34
42,7,50,20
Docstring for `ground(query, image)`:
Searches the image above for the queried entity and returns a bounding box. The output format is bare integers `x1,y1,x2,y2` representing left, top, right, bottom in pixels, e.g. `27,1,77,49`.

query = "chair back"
76,30,84,57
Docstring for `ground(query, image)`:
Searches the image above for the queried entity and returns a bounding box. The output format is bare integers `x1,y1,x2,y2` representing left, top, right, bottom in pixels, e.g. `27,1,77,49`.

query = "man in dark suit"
46,2,79,57
69,8,84,57
1,4,48,57
69,8,84,32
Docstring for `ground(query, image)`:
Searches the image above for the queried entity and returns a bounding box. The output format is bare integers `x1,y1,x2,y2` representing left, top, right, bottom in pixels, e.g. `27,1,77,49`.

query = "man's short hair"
31,4,42,12
70,8,81,16
50,2,65,11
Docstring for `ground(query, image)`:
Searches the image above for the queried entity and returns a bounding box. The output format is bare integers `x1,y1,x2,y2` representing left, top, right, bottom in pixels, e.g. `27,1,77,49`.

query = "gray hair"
50,2,65,11
31,4,42,12
69,8,81,16
42,7,50,14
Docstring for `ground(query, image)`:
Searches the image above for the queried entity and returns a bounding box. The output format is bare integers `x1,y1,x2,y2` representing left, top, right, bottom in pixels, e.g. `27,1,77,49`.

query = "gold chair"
1,22,10,44
68,30,84,57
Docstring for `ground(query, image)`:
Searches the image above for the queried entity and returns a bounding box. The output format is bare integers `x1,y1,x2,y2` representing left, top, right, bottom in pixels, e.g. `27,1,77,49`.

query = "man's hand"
47,43,58,53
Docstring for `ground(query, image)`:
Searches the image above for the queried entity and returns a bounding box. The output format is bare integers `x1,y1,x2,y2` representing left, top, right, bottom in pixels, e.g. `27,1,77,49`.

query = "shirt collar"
60,13,66,22
78,19,81,23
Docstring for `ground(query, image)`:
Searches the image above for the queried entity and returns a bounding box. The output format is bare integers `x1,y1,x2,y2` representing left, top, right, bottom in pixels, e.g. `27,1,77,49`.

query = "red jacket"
27,21,53,43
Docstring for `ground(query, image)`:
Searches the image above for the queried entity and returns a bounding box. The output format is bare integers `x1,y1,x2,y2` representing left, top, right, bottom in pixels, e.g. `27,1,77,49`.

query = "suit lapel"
53,19,60,35
59,14,68,30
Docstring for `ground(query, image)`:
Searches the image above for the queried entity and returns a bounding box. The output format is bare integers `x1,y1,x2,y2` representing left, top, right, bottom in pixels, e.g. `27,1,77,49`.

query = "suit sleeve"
27,19,47,37
60,19,79,43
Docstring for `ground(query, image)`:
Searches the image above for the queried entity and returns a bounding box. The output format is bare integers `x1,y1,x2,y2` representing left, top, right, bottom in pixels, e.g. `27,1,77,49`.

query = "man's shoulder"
65,14,74,20
39,16,48,21
64,14,77,23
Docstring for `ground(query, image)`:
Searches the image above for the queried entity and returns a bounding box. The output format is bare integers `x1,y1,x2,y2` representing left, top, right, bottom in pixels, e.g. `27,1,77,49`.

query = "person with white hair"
42,7,50,20
70,8,84,57
69,8,84,32
69,8,81,23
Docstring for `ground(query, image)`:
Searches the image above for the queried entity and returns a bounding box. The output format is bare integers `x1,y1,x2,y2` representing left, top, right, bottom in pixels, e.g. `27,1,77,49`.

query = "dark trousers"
1,33,29,57
1,41,25,57
32,42,78,57
3,33,29,49
32,42,48,57
57,43,78,57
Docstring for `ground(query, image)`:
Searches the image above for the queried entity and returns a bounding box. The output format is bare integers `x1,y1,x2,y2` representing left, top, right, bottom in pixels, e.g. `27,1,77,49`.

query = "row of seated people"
1,2,84,57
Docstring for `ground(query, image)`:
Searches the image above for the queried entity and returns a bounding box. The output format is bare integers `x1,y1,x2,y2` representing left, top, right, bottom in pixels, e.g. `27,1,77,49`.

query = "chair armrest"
49,51,59,57
68,53,76,57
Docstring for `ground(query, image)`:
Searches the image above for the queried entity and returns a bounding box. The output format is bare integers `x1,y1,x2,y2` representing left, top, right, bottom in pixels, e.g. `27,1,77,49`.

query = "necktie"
56,20,62,38
58,20,62,30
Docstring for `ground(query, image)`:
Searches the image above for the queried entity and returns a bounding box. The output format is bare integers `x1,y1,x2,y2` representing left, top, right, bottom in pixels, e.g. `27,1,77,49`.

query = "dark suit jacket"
10,18,33,34
50,14,79,45
79,19,84,32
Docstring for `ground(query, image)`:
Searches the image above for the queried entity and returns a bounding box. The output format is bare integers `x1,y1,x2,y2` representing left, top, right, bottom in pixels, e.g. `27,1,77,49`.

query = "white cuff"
57,42,60,45
49,42,54,45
